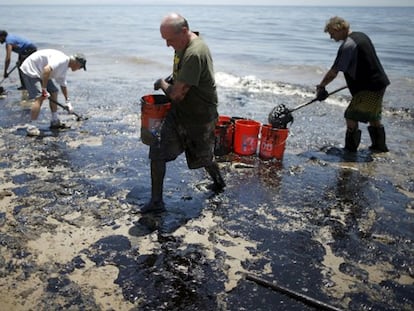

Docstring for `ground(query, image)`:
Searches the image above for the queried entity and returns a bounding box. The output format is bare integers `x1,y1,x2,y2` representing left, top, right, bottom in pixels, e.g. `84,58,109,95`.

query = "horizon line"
1,3,413,6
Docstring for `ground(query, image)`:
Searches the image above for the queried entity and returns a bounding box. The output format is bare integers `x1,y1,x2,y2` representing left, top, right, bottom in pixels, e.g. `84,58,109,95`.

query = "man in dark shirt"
316,16,390,153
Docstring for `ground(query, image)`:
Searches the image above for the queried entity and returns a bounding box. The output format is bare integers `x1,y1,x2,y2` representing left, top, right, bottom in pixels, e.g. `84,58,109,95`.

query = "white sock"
28,119,42,128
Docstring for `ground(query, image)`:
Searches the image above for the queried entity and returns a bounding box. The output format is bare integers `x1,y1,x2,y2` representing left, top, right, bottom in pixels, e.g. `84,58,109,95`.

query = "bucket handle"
263,135,288,148
273,137,289,147
262,128,288,146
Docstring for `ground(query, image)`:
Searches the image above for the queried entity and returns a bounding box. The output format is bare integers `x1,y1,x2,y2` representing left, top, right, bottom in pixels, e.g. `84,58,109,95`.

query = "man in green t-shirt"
142,12,225,213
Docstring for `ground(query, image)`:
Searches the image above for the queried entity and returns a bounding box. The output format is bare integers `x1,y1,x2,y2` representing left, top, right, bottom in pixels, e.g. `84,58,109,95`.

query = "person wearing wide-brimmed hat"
20,49,86,136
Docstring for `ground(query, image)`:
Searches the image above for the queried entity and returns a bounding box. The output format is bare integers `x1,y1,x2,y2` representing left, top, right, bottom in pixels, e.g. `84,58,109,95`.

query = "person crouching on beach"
142,12,225,213
20,49,86,136
316,16,390,153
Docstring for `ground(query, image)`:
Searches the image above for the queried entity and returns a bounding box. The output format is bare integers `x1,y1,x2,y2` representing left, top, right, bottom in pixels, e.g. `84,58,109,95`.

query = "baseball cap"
73,53,87,71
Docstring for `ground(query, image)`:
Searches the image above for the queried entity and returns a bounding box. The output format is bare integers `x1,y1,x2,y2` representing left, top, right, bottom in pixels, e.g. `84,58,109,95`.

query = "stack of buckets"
214,116,289,161
139,94,289,161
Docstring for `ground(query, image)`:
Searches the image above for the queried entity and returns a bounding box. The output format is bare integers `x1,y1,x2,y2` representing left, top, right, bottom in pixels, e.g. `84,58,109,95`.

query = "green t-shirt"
173,36,218,124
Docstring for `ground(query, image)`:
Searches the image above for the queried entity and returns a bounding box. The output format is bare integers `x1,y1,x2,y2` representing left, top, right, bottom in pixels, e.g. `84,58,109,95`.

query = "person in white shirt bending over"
20,49,86,136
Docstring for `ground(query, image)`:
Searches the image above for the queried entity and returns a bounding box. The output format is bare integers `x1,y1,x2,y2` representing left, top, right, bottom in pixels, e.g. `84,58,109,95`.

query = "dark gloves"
154,78,163,91
154,75,173,91
316,85,329,101
165,74,173,84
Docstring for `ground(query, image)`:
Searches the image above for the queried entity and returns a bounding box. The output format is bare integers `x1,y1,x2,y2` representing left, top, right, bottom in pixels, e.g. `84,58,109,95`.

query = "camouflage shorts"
149,111,217,169
345,89,386,123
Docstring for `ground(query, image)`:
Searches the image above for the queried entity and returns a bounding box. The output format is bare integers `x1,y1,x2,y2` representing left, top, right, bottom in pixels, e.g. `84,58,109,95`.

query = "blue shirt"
5,34,36,54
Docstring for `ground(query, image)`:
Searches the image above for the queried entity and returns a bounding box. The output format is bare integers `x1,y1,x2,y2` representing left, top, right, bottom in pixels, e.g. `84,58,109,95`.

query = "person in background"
316,16,390,153
143,12,225,213
20,49,86,136
0,30,37,90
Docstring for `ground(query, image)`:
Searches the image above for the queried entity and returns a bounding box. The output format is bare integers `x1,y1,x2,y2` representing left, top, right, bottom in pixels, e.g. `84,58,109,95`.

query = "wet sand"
1,87,413,311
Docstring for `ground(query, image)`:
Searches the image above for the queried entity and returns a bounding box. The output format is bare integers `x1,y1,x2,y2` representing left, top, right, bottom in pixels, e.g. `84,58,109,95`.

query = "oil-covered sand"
0,80,413,311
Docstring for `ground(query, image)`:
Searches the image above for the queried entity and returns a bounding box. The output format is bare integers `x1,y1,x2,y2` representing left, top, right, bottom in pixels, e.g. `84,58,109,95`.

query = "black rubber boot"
344,129,361,152
204,162,226,193
141,160,166,213
368,126,389,153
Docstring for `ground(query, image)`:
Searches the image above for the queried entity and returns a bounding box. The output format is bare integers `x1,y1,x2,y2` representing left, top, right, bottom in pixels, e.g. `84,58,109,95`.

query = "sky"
0,0,413,6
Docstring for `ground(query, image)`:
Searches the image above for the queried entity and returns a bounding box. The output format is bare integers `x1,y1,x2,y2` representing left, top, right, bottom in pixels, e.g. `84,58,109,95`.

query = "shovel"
48,97,88,121
0,64,18,94
268,86,347,129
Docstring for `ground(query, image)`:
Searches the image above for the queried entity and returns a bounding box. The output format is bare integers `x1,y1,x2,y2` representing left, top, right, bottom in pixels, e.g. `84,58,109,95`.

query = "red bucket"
234,119,261,156
140,94,171,145
259,124,289,160
214,115,234,156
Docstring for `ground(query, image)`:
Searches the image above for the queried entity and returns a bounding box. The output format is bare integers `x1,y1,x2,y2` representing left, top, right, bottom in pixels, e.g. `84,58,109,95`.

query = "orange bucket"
140,94,171,145
214,115,234,156
234,119,261,156
259,124,289,160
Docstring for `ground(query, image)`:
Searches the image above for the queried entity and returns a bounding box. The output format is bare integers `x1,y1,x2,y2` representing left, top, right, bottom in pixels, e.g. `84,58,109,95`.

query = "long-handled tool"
246,273,344,311
291,85,347,113
0,64,18,94
49,97,88,121
0,64,18,85
268,86,348,129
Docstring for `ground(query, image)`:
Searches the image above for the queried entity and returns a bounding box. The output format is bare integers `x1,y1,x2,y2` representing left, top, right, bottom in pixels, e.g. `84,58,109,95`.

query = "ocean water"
1,5,413,108
2,4,412,172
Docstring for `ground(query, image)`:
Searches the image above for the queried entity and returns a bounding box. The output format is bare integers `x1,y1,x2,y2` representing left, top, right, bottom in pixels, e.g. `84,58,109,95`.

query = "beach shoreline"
1,84,413,310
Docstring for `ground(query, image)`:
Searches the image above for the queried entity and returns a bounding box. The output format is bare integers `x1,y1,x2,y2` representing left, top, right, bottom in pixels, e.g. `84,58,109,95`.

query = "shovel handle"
290,85,348,112
0,64,18,85
246,273,344,311
327,85,348,96
49,97,86,121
